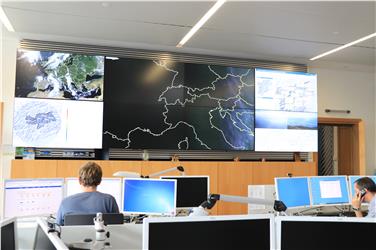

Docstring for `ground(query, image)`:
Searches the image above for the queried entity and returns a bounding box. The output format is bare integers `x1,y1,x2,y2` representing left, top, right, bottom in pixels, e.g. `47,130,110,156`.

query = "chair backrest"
64,213,124,226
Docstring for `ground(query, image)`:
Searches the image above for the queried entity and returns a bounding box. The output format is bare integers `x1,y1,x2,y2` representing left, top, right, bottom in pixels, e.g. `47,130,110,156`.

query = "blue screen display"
122,179,176,215
310,176,349,205
349,176,376,198
275,177,311,208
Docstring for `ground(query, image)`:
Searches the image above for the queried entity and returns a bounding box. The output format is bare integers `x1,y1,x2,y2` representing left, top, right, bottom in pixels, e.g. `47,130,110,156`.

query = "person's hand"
351,192,363,210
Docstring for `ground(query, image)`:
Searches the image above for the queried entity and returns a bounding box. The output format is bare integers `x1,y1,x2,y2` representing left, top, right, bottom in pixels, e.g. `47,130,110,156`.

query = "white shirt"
366,195,376,218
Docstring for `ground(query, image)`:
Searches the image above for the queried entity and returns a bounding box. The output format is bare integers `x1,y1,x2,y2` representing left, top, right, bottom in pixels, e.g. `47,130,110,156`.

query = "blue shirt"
366,195,376,218
56,191,119,225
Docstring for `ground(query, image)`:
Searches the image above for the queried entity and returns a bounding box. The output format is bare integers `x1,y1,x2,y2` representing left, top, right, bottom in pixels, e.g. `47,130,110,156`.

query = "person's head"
78,162,102,189
354,177,376,202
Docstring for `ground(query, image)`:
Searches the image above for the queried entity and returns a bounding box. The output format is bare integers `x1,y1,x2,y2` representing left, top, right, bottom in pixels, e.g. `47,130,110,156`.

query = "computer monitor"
122,178,176,216
348,176,376,198
1,217,17,250
310,176,349,205
65,177,123,210
276,216,376,250
160,176,209,208
4,178,64,218
143,214,274,250
275,177,311,208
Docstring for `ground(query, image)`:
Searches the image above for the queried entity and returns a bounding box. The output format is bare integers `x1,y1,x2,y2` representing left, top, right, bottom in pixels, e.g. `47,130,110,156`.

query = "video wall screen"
13,48,318,152
13,97,103,148
103,57,255,151
254,68,317,152
15,49,104,101
13,49,104,149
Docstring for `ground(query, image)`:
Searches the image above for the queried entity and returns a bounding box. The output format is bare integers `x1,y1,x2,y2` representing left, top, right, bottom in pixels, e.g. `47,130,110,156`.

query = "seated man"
351,177,376,218
56,162,119,225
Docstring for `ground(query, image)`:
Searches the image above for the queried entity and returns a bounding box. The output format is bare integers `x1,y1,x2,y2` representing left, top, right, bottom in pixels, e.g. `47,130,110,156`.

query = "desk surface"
61,223,143,250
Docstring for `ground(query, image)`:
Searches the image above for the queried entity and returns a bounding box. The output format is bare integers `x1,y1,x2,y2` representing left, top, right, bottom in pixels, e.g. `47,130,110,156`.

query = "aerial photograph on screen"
15,49,104,100
103,58,255,150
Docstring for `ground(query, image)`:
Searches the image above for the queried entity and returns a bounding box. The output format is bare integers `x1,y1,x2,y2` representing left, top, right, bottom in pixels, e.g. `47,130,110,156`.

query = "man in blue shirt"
56,162,119,225
351,177,376,218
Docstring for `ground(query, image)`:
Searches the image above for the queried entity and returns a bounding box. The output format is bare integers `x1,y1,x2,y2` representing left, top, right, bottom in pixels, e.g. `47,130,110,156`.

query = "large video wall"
14,48,317,152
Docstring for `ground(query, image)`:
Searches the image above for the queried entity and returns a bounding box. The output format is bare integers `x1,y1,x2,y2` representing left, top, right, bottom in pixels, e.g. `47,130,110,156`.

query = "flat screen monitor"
310,176,349,205
16,49,104,101
255,68,317,152
13,97,103,148
348,176,376,198
160,176,209,208
4,178,64,218
143,214,274,250
1,218,17,250
275,177,311,208
65,177,122,210
276,216,376,250
122,178,176,216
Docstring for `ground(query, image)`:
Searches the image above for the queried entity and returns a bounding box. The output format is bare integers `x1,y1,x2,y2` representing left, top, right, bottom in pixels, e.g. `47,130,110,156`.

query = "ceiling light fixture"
176,0,226,48
310,32,376,61
0,5,15,32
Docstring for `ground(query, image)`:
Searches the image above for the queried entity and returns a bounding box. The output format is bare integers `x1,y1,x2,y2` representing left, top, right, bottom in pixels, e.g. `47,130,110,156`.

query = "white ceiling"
2,1,375,66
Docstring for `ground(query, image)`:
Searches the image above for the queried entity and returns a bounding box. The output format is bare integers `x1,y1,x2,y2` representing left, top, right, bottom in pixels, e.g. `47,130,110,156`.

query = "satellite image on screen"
103,58,255,150
15,49,104,101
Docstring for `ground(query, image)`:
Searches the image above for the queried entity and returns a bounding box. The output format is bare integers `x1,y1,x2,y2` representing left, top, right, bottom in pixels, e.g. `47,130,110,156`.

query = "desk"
61,223,143,249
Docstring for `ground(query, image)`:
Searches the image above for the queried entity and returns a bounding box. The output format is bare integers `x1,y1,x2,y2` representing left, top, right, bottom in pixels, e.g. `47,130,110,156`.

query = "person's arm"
351,193,364,217
56,205,64,225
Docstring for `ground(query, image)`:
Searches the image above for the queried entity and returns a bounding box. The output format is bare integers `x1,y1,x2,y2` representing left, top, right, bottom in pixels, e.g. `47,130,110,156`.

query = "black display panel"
161,176,208,208
103,57,255,150
281,221,376,250
1,222,16,250
148,219,270,250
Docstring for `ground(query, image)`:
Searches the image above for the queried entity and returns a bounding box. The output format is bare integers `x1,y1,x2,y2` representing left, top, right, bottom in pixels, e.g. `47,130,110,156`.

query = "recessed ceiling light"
101,2,109,8
310,32,376,61
176,0,226,48
0,5,15,32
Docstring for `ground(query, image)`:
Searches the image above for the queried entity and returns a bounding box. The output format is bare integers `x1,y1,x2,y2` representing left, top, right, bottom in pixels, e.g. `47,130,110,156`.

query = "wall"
308,61,376,174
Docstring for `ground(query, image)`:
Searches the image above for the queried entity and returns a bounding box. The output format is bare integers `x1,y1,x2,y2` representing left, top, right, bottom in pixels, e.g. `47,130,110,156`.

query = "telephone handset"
359,188,367,198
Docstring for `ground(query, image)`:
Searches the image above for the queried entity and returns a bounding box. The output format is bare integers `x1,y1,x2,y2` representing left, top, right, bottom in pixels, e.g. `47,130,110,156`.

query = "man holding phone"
351,177,376,218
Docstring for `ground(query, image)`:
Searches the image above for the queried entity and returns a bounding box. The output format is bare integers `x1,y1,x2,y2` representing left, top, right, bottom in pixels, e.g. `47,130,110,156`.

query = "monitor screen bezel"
64,177,123,210
160,175,210,209
274,176,312,209
309,175,350,206
122,178,177,216
0,217,18,250
142,214,275,250
275,216,376,250
3,178,64,218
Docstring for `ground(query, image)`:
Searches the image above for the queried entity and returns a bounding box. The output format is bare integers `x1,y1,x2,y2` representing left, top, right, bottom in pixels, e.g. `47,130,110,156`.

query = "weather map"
13,97,104,148
13,98,62,147
15,49,104,101
103,58,255,150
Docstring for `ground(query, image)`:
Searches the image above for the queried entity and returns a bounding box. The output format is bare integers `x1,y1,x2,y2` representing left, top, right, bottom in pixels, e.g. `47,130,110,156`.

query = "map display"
15,49,104,101
103,58,255,150
13,98,103,148
255,68,317,152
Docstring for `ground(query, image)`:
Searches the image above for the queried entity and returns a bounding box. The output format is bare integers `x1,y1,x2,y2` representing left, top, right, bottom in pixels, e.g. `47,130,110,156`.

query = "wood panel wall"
11,159,316,215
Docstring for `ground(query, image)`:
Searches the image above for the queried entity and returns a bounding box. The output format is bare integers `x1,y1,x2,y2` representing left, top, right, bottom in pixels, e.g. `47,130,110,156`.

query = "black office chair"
64,213,124,226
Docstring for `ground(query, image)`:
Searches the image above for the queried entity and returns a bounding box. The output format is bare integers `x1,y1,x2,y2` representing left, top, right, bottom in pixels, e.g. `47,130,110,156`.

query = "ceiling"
2,1,375,66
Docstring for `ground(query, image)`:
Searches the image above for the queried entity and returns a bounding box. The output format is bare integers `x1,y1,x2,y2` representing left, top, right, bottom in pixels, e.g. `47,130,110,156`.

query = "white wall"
308,61,376,175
